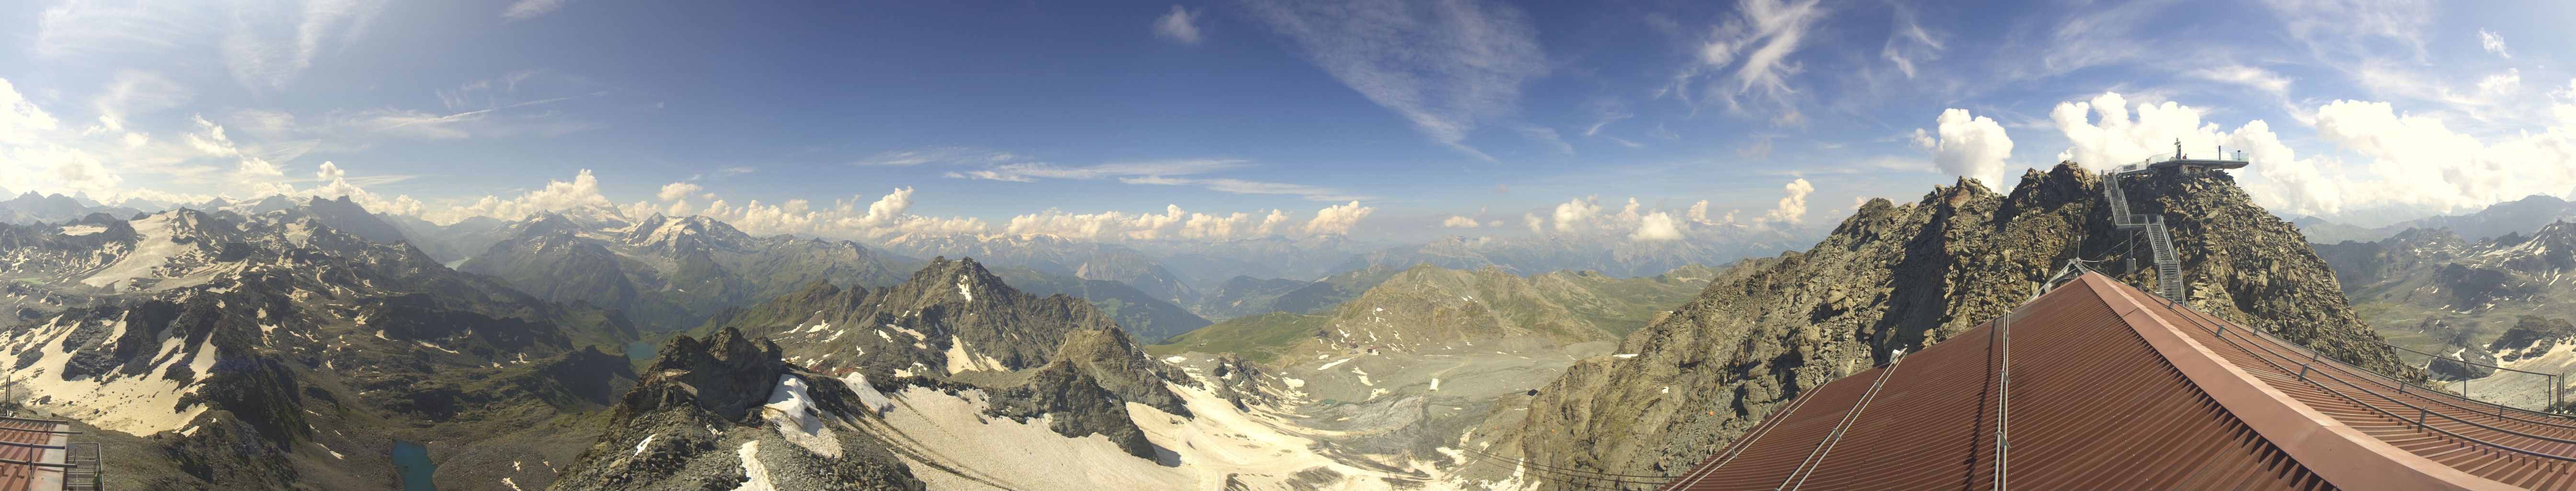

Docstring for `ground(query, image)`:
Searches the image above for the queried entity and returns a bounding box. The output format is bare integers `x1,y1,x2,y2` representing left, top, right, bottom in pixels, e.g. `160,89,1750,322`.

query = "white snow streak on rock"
632,433,657,457
760,374,841,458
730,441,776,491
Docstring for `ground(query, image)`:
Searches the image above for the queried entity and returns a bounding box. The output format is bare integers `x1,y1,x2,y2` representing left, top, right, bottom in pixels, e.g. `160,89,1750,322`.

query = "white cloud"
1879,5,1943,79
1303,201,1374,235
429,169,615,223
1670,0,1830,122
2305,99,2576,214
1153,5,1203,45
1441,215,1482,228
2035,91,2576,218
657,182,702,202
218,0,394,90
1000,201,1366,241
1762,178,1813,224
1629,212,1683,241
858,146,1027,166
2187,65,2293,98
2479,28,2510,58
1240,0,1547,158
1913,108,2013,187
505,0,582,20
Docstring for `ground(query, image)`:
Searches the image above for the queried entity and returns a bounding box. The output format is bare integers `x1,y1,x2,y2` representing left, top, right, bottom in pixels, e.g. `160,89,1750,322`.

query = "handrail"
2165,302,2576,422
2378,341,2558,378
2146,295,2576,461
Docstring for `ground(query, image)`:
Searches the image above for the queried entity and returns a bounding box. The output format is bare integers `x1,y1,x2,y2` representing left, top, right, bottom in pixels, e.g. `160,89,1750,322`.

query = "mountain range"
1462,163,2416,489
0,199,643,490
2293,194,2576,244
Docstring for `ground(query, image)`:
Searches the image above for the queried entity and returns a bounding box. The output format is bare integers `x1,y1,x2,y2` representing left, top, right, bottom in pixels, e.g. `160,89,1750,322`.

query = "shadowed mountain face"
1479,163,2415,490
2316,220,2576,398
458,210,910,331
0,205,642,491
550,327,924,491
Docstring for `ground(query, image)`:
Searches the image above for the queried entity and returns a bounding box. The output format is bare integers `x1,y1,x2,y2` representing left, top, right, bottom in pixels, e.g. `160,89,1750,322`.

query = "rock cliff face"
549,327,922,491
0,205,643,491
1485,163,2415,489
697,257,1192,458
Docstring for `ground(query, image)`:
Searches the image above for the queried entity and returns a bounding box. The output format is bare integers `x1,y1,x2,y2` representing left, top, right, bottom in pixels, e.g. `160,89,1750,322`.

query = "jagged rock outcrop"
699,257,1195,459
0,205,644,491
2495,316,2576,362
550,327,921,491
1485,163,2415,489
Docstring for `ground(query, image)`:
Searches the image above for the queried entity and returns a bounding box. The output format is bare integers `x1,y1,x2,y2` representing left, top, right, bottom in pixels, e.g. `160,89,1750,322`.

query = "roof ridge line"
2075,273,2514,491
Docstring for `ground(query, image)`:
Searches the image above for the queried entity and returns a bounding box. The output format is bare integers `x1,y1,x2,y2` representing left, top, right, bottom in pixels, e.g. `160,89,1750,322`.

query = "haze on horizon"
3,0,2572,244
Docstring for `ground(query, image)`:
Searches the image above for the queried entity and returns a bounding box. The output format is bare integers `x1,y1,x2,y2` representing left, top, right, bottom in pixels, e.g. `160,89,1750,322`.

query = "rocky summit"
0,204,643,491
550,327,921,491
1474,162,2416,489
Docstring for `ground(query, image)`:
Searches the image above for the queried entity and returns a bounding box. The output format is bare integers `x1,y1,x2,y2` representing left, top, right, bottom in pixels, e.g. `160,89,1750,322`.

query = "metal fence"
2380,342,2564,411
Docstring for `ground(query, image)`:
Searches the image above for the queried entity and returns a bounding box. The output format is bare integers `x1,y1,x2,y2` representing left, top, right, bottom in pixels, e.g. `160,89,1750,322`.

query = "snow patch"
1315,358,1352,371
944,338,1007,374
957,276,975,302
840,373,896,413
58,225,105,236
316,443,344,459
632,433,658,457
1612,353,1639,359
761,374,842,458
730,441,776,491
1281,378,1304,389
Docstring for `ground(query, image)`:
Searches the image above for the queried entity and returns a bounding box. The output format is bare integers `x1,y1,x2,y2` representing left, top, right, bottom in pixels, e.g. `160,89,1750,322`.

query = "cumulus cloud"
1303,201,1375,235
1442,215,1482,228
1629,212,1683,241
2039,91,2576,217
2304,99,2576,213
657,182,702,201
1763,178,1814,224
1002,201,1369,241
1153,5,1203,45
1912,108,2014,187
429,169,615,223
1240,0,1548,157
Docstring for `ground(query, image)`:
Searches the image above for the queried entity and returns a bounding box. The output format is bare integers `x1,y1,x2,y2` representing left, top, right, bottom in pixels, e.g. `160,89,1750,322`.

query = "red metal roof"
0,416,72,491
1661,272,2570,491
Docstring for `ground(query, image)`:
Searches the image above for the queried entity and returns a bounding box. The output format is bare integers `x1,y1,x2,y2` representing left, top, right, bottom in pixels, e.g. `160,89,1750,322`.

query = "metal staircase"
2103,169,2187,302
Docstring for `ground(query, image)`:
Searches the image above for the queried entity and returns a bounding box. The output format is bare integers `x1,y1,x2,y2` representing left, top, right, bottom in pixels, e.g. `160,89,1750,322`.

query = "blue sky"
3,0,2573,241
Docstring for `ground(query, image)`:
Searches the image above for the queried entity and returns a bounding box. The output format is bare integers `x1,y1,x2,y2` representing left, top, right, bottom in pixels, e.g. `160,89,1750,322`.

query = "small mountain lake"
393,441,436,491
627,341,656,361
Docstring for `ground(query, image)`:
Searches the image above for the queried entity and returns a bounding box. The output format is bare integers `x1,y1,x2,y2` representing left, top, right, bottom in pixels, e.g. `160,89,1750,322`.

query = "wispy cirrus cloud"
504,0,583,21
1669,0,1831,125
1238,0,1549,159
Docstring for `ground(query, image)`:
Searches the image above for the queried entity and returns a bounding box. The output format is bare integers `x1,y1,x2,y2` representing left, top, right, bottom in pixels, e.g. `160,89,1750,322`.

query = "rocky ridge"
1480,163,2415,490
695,257,1193,458
0,203,643,491
548,327,921,491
